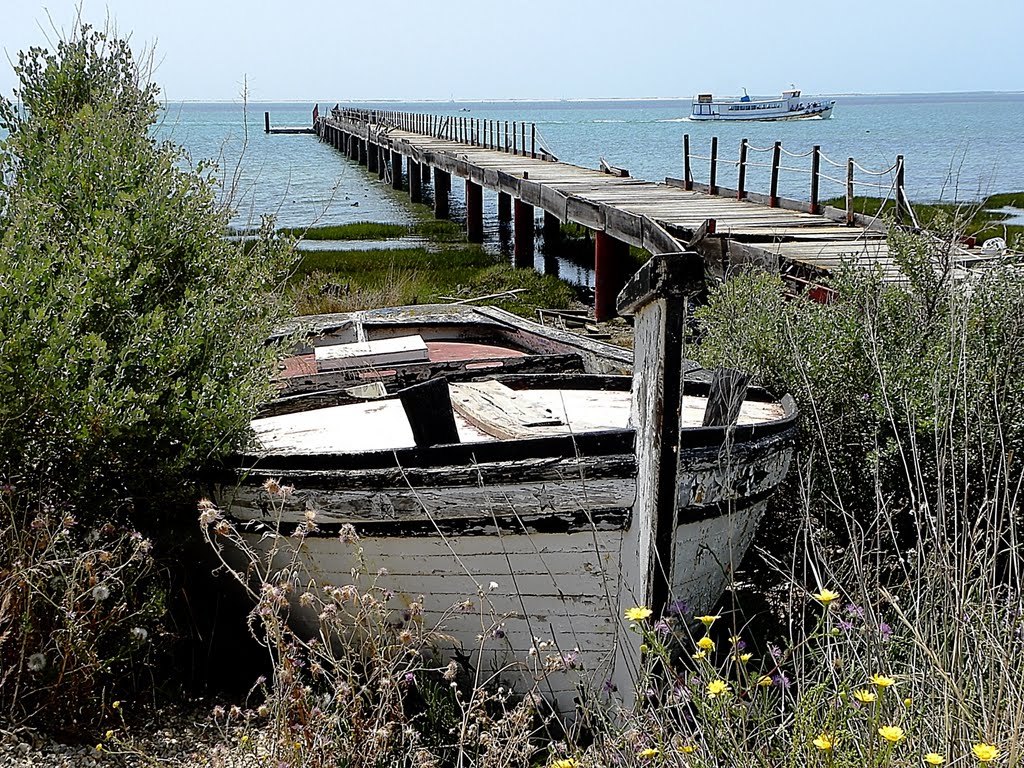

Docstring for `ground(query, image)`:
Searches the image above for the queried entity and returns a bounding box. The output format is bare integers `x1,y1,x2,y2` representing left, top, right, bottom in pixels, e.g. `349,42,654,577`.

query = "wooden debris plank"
316,334,429,371
449,380,565,439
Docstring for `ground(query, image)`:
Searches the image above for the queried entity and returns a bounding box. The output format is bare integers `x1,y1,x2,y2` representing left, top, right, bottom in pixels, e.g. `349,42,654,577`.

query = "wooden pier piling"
409,159,423,204
466,180,484,242
434,169,451,219
513,198,534,268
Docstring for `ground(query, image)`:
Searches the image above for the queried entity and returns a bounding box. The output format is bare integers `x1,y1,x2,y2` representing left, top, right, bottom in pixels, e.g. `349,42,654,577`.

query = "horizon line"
161,89,1024,105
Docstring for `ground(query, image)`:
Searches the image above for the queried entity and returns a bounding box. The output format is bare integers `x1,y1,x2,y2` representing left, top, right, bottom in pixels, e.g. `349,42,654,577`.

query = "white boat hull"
215,258,799,713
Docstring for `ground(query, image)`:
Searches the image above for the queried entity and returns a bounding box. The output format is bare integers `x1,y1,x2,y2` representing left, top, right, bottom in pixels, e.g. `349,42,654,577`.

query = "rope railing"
681,134,908,225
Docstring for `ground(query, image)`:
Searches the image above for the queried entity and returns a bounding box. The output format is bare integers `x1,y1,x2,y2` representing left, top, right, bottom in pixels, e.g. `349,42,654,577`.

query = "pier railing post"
846,158,855,225
513,122,518,155
894,155,905,224
683,134,693,191
769,141,782,207
709,137,718,196
504,121,509,153
531,124,536,159
521,122,526,158
737,139,747,200
810,145,821,214
264,111,270,133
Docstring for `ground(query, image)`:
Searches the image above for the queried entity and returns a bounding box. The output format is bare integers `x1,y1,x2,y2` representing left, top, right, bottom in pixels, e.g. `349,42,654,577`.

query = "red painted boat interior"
277,340,525,379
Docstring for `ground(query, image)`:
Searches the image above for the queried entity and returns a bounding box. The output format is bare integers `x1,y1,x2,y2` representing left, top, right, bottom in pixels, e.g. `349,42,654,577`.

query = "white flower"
130,627,148,643
27,653,47,672
92,584,111,602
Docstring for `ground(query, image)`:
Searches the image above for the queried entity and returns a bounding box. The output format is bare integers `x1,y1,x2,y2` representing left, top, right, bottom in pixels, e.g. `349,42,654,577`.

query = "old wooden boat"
215,253,798,710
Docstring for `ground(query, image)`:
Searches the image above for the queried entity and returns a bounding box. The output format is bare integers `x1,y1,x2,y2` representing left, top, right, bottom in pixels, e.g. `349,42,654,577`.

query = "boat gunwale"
235,392,797,473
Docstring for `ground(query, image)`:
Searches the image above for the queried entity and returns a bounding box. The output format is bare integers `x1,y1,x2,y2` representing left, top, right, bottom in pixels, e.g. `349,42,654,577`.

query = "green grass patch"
287,245,580,318
823,193,1024,245
278,222,410,240
278,219,467,242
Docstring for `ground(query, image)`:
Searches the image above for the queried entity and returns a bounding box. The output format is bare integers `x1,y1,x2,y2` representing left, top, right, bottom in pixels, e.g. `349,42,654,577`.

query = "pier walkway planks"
321,115,902,284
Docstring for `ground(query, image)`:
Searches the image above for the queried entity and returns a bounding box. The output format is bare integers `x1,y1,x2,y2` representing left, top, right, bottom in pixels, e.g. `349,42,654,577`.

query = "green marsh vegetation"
2,20,1023,768
825,193,1024,246
285,222,579,317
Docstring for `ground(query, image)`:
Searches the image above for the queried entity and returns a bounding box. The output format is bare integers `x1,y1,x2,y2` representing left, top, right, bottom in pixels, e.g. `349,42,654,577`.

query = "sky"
2,0,1022,102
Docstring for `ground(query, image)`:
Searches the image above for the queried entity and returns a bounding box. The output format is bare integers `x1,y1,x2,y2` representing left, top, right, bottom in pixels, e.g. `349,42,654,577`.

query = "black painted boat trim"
234,505,633,538
676,486,779,526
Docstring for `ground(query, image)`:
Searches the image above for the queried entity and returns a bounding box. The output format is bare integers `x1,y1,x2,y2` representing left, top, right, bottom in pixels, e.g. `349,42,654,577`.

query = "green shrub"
0,25,294,514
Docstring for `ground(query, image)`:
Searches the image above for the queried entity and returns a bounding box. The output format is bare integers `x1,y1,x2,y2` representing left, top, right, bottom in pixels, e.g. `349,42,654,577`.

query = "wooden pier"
302,107,974,319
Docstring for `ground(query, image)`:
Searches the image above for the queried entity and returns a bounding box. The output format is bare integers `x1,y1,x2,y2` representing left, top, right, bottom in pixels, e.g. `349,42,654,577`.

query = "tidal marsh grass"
289,247,578,317
276,220,466,242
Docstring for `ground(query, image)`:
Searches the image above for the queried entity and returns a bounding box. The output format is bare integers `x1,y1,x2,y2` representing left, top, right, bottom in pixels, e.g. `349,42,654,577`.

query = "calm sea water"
160,93,1024,233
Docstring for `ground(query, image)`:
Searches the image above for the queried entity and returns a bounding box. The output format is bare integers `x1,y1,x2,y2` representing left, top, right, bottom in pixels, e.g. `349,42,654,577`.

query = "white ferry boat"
690,89,835,121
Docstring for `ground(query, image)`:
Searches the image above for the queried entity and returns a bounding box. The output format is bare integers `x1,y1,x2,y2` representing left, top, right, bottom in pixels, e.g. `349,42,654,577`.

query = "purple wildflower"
772,672,791,689
602,679,617,694
879,622,893,639
768,642,783,660
845,603,865,618
666,598,690,616
654,619,672,637
838,619,855,631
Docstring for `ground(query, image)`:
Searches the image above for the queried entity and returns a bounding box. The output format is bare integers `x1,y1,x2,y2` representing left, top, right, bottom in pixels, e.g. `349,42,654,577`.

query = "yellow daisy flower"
878,725,904,743
813,588,841,605
853,688,877,703
706,679,730,698
871,674,896,688
739,652,753,662
756,675,773,686
678,745,696,754
697,615,720,627
692,650,707,660
551,760,579,768
697,636,715,651
923,754,945,765
625,606,653,621
813,734,835,751
972,743,1000,763
637,747,660,759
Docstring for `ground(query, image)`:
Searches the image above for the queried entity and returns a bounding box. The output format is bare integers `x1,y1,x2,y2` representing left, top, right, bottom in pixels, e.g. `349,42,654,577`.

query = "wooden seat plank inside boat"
278,340,528,379
681,395,785,426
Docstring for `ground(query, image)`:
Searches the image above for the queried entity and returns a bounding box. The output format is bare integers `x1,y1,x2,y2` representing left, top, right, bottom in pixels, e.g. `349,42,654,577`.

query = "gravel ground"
0,702,232,768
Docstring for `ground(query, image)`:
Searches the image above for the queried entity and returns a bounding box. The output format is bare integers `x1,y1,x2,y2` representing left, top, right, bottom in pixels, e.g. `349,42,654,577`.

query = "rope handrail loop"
817,150,846,168
851,159,901,176
852,178,898,191
817,172,848,186
744,142,774,152
779,146,815,158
